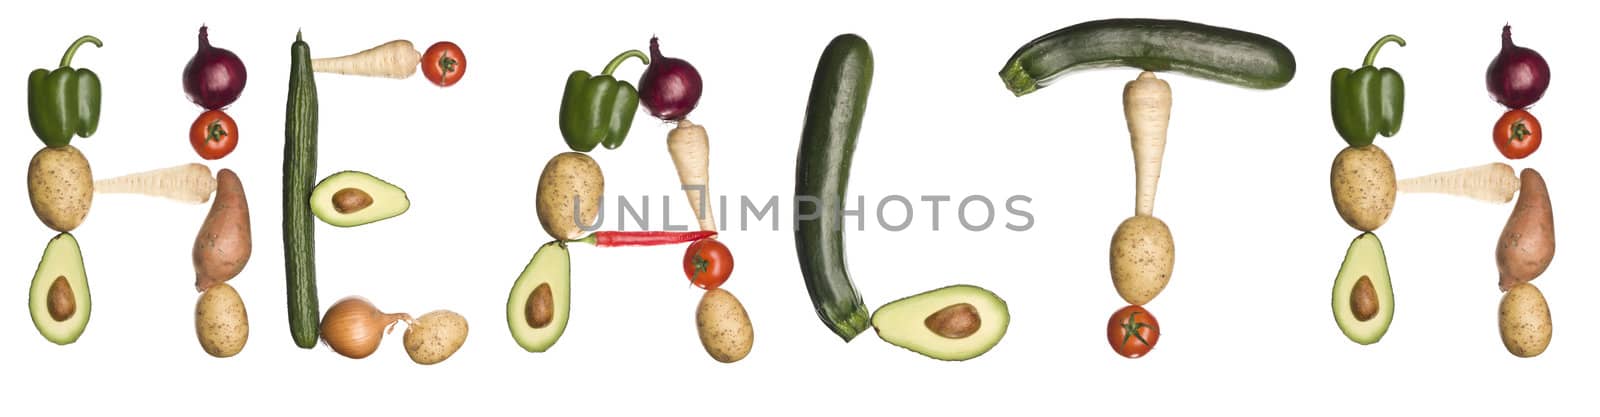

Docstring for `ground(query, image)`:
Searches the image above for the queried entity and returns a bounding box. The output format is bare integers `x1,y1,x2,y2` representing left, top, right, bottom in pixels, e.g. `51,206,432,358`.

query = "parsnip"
94,163,216,204
1398,162,1520,203
668,119,715,232
1124,71,1171,217
312,40,420,79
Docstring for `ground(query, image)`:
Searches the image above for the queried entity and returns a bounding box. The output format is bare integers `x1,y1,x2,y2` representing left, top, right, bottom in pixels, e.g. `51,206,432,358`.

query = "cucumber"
1000,18,1296,96
284,32,320,349
795,34,873,342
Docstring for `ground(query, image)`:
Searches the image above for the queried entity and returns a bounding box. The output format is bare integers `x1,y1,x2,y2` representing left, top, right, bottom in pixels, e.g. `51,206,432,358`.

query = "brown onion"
320,296,411,359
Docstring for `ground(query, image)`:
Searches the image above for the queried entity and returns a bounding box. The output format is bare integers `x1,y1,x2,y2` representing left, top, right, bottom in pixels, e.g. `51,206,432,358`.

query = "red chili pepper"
573,230,717,247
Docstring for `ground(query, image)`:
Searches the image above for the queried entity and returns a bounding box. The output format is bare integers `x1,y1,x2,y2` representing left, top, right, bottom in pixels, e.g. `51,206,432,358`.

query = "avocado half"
29,233,91,345
310,171,410,227
1331,232,1395,345
871,284,1009,361
506,241,572,352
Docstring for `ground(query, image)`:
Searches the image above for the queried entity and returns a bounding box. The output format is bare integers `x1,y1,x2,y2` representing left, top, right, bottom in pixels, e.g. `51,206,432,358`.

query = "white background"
1,0,1590,414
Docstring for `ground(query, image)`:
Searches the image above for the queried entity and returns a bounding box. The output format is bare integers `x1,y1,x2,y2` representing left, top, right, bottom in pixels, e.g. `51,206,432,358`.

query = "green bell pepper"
559,50,649,152
29,35,103,148
1330,35,1405,147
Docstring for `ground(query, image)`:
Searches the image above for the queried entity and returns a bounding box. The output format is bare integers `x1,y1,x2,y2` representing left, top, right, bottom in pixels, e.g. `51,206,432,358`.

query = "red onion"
638,37,703,121
183,25,247,110
1485,24,1549,109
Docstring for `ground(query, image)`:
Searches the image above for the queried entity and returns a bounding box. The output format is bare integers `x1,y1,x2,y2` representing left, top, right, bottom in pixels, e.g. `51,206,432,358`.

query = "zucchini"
999,18,1296,96
284,31,320,349
795,34,873,342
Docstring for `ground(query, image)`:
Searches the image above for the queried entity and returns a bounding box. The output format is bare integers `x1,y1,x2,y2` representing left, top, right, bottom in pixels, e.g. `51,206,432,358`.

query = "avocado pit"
332,187,374,214
47,276,75,322
924,302,981,339
1350,275,1378,322
526,282,554,329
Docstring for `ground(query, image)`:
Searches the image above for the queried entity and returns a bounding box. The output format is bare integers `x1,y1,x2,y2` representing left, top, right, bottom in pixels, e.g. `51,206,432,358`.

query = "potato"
28,145,94,233
404,310,468,365
1110,215,1174,305
1330,145,1396,232
1497,168,1554,291
194,169,252,292
1498,282,1552,358
696,288,753,363
536,152,604,241
195,283,249,358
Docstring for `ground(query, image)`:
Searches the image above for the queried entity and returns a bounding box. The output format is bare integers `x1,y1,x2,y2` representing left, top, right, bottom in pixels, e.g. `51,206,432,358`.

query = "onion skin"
1486,24,1550,109
319,297,410,359
638,37,703,121
183,25,248,110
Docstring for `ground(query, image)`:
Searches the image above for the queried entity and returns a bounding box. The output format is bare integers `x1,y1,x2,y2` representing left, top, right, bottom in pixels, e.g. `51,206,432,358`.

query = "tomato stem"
1509,120,1531,143
206,120,229,143
439,55,458,74
691,252,710,276
1120,311,1157,350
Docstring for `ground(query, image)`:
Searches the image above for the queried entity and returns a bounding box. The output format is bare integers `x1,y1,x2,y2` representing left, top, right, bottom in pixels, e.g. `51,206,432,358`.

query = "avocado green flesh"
1331,232,1394,345
29,233,91,345
309,170,410,227
871,284,1009,361
507,241,571,352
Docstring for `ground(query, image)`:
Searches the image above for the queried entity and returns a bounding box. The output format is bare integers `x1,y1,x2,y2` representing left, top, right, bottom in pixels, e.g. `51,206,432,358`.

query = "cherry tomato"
421,42,466,87
683,238,733,290
1107,305,1160,358
189,109,238,160
1493,108,1542,160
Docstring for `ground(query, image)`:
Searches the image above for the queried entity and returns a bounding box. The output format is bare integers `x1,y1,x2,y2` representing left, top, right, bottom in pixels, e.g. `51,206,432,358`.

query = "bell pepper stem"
601,50,649,76
1362,35,1405,67
59,35,103,68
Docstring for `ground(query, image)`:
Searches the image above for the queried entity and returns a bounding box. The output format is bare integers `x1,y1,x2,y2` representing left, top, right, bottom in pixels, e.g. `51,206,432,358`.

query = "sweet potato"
194,169,252,292
1497,168,1553,291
